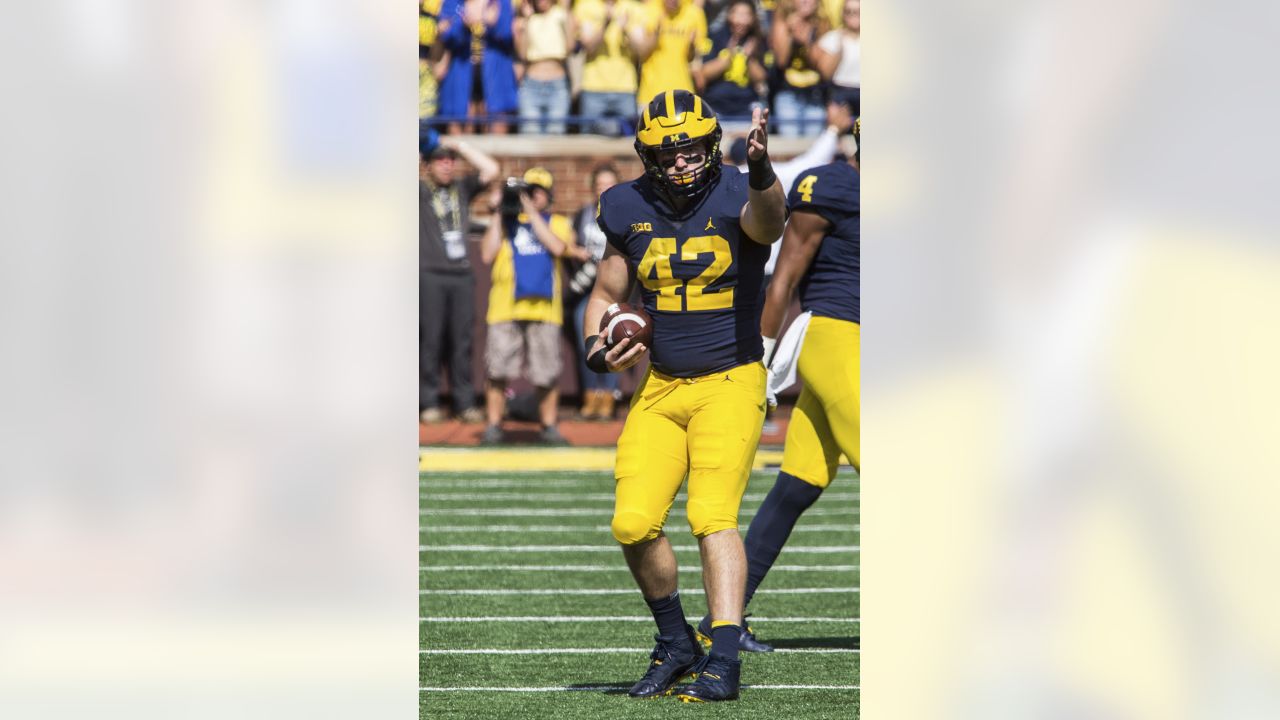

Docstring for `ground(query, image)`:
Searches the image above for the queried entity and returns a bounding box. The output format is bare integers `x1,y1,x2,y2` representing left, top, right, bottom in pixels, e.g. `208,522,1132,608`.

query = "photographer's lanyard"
431,184,466,261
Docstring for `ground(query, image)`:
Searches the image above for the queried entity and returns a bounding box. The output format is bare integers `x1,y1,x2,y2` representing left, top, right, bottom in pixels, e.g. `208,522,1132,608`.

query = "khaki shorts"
485,321,562,387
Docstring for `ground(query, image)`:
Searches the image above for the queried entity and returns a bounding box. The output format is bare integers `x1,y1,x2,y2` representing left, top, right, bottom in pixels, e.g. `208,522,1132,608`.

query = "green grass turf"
420,469,859,719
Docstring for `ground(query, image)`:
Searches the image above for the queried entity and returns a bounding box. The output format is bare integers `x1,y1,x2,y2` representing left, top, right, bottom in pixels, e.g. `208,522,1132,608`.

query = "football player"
583,89,786,702
730,133,860,649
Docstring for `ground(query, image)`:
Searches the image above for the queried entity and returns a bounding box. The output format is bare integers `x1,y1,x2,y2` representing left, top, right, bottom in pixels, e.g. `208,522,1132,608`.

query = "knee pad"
611,510,661,545
686,501,738,539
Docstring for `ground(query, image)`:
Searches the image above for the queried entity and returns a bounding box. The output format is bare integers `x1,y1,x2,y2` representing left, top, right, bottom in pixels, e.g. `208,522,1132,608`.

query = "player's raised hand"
600,330,647,372
747,106,770,161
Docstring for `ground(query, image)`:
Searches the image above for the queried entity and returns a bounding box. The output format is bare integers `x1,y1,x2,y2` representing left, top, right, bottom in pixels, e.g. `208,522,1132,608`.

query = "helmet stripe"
664,90,676,121
693,94,702,119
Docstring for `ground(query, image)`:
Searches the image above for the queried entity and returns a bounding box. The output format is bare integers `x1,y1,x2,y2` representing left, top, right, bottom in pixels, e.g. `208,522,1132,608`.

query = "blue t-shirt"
505,213,556,300
786,162,859,323
598,170,770,377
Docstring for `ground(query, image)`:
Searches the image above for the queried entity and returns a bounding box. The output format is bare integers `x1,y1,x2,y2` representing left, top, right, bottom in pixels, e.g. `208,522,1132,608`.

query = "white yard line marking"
420,492,858,503
421,524,859,533
419,616,859,623
420,564,858,572
420,587,857,596
418,684,859,691
421,507,857,517
419,544,858,553
420,647,858,655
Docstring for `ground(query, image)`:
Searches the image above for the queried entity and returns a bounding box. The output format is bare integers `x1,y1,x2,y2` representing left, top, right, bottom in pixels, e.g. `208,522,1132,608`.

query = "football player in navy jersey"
581,89,786,702
731,142,860,650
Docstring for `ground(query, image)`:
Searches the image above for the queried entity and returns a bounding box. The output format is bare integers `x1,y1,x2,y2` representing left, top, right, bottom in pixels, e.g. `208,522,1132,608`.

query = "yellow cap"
523,167,554,191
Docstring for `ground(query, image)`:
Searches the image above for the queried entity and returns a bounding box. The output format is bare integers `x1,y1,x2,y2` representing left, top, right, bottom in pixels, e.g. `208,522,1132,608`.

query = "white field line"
420,647,858,655
418,684,858,691
421,507,858,517
420,492,858,503
419,544,858,554
420,564,858,572
422,524,859,534
421,479,610,489
420,587,857,596
419,616,859,623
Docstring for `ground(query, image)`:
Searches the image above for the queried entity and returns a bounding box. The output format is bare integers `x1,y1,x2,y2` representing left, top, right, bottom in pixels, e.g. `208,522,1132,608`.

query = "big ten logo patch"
630,222,653,233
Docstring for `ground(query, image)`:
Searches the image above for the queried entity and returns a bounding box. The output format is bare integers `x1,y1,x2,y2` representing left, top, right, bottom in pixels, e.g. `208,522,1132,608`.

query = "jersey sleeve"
596,187,628,253
787,164,858,224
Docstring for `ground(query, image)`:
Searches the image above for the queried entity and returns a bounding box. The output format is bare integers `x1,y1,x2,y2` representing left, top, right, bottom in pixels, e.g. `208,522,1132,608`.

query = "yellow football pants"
612,362,768,544
781,317,860,486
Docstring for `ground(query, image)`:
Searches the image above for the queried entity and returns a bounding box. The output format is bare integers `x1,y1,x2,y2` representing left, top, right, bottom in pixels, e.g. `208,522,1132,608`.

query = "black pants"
420,271,477,411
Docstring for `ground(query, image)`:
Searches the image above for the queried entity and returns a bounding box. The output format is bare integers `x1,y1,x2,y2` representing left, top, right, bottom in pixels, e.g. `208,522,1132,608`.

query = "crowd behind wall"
420,0,860,137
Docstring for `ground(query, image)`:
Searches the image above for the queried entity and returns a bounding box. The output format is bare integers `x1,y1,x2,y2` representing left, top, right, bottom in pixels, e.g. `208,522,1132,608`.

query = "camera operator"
420,135,499,425
479,167,590,445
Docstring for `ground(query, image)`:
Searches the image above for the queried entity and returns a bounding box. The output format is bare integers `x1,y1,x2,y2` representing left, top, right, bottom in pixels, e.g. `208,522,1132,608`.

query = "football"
600,302,653,349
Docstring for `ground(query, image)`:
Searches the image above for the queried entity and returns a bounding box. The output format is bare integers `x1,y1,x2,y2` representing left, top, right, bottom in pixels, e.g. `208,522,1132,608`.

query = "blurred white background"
0,0,1278,718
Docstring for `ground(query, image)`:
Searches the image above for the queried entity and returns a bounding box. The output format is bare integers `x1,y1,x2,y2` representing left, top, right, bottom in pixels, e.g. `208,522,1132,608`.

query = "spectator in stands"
480,167,589,444
575,0,646,135
769,0,831,136
814,0,859,116
630,0,709,111
438,0,518,134
566,164,622,420
515,0,575,134
699,0,767,128
420,137,500,425
421,0,449,119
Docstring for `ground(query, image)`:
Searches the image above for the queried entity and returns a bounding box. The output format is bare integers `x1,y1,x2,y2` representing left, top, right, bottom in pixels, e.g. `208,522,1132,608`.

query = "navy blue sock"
709,623,742,660
743,471,825,607
644,591,690,645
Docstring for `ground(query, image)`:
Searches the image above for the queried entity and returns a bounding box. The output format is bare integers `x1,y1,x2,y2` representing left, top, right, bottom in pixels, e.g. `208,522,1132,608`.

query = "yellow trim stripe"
419,447,795,472
664,90,676,120
693,94,702,119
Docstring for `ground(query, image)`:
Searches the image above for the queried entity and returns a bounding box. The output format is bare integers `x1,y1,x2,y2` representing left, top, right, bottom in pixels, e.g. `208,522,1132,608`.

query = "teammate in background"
725,100,854,434
727,130,860,649
584,90,786,702
479,167,587,445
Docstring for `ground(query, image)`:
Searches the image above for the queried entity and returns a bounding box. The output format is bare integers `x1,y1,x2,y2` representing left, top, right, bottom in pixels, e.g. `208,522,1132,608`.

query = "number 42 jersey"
598,169,771,378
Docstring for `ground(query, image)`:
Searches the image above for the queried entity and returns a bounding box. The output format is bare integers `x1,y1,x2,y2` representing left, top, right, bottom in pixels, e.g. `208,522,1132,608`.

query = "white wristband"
762,336,777,366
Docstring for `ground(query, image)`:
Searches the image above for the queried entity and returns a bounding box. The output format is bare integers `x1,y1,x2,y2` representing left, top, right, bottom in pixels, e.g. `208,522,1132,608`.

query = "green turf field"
420,467,859,719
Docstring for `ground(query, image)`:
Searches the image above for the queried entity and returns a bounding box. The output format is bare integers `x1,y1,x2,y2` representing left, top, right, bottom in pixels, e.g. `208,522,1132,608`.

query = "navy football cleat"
695,615,775,653
675,654,742,702
627,629,704,699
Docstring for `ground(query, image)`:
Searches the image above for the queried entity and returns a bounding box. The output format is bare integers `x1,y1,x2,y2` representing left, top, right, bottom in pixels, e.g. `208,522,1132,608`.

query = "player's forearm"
582,293,614,344
744,182,786,243
760,272,798,338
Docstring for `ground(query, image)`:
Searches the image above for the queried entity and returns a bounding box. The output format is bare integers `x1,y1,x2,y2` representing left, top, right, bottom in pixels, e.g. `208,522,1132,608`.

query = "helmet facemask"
635,91,724,206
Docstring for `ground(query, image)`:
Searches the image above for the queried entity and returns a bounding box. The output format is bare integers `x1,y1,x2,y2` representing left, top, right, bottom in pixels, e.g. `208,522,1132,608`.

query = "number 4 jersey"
598,169,770,378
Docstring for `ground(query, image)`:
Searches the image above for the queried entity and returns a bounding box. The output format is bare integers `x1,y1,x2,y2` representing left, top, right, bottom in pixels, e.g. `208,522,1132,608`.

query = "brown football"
600,302,654,349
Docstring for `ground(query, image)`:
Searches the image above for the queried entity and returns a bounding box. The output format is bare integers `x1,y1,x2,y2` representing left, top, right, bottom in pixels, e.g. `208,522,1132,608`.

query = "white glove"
762,336,778,366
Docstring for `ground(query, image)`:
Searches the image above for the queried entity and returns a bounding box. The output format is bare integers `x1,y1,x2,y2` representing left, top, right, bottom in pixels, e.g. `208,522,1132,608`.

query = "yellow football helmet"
634,90,723,202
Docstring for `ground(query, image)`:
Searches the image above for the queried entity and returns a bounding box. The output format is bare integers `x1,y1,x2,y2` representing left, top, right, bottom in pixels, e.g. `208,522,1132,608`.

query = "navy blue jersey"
787,162,859,323
598,170,770,378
